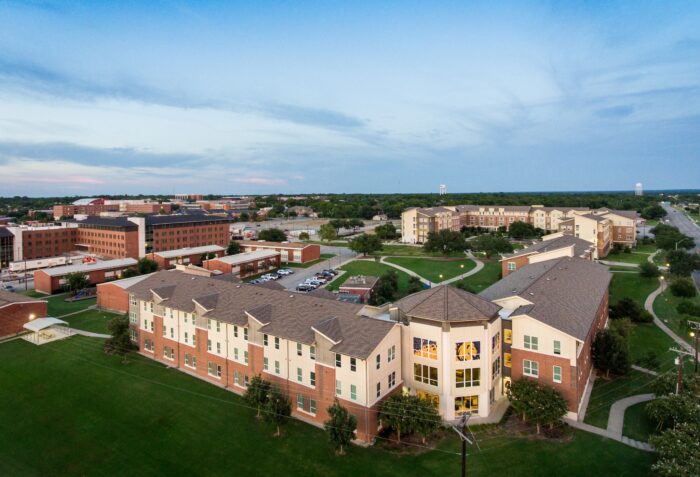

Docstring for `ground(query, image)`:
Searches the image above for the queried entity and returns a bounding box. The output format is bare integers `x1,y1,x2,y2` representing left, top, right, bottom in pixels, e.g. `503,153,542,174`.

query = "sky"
0,0,699,196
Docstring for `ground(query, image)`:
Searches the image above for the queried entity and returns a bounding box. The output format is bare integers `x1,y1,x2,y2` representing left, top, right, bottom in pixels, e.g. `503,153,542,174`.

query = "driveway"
661,202,700,253
276,245,356,290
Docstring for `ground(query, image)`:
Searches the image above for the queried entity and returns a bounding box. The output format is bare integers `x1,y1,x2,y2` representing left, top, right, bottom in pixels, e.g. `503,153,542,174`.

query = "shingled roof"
480,257,611,341
503,235,594,260
0,290,46,308
128,270,395,359
394,285,500,323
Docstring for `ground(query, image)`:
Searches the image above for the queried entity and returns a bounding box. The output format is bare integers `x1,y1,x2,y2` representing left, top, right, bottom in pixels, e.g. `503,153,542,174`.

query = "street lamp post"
688,320,700,373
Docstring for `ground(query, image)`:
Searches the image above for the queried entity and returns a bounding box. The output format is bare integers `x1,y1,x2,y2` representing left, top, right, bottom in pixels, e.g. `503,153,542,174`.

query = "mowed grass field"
0,337,655,477
384,257,476,283
325,260,413,295
60,309,121,334
20,290,97,316
654,287,699,346
450,261,502,294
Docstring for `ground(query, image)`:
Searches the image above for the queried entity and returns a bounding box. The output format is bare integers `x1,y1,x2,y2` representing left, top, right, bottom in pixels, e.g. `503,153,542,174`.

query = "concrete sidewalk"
645,279,693,353
379,253,484,287
607,394,655,438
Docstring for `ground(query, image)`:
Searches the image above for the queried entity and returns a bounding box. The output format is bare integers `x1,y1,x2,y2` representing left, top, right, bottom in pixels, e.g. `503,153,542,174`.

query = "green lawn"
608,273,658,306
634,243,658,254
20,290,96,317
605,251,652,265
653,287,699,346
0,337,655,477
584,370,656,429
325,260,413,296
450,261,502,294
370,244,464,258
283,254,336,268
61,309,121,334
629,323,678,370
623,401,657,442
384,257,476,283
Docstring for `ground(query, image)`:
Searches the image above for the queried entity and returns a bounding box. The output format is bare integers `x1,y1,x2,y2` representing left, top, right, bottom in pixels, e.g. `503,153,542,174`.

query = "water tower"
439,184,447,195
635,182,643,196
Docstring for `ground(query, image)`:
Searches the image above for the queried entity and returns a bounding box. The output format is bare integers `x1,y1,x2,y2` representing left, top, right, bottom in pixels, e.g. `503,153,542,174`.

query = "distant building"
635,183,643,196
203,250,281,278
338,275,379,302
439,184,447,195
33,258,139,294
237,240,321,264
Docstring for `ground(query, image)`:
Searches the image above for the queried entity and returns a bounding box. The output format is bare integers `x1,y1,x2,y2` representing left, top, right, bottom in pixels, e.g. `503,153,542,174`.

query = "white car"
277,269,294,276
300,282,318,289
305,279,323,287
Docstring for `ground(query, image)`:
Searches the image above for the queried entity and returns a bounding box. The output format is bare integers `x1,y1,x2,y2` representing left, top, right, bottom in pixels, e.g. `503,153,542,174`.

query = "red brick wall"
576,290,609,405
203,259,233,274
75,228,139,259
0,301,48,338
96,282,129,313
501,255,530,277
20,228,78,260
151,223,229,252
301,245,321,263
511,348,577,411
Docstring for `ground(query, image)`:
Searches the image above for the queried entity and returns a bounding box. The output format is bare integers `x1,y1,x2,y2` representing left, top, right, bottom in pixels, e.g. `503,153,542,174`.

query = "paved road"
276,245,357,290
661,202,700,253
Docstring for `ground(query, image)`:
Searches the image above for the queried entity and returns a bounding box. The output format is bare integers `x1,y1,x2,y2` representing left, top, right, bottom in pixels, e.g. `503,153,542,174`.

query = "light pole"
675,237,691,250
688,320,700,373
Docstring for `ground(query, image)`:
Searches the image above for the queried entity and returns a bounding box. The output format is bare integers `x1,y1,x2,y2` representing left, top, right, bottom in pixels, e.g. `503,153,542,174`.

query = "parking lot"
275,245,356,291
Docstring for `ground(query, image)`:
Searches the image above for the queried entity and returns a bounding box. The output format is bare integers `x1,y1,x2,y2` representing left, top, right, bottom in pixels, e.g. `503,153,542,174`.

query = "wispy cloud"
234,177,287,186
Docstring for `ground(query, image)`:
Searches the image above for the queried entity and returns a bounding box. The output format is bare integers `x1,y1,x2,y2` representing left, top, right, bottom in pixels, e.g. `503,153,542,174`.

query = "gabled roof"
312,316,343,344
502,235,594,260
193,293,219,311
480,257,611,341
128,270,395,359
394,285,500,323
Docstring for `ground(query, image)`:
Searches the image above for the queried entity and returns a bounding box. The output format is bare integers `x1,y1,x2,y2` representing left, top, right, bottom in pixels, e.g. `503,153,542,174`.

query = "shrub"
670,278,697,298
677,301,700,316
636,310,654,323
638,261,661,278
610,297,643,321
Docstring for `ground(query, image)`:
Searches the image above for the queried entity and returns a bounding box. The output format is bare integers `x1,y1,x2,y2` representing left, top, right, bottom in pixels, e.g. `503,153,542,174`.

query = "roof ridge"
518,256,567,296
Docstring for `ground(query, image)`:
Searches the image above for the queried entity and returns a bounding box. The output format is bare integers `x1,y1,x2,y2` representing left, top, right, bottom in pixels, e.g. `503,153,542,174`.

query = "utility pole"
669,347,693,394
688,320,700,373
451,413,477,477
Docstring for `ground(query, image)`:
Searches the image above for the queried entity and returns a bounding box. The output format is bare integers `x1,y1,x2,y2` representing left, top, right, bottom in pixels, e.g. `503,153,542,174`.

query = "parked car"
297,283,316,291
305,279,323,287
277,269,294,276
1,284,16,292
322,269,338,276
248,279,262,285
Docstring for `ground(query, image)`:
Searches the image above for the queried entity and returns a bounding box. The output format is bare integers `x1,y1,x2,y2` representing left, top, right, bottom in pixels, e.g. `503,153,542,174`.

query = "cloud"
233,177,287,186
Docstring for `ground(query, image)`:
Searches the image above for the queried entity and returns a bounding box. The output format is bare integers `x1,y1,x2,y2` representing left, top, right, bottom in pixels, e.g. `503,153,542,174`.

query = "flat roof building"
203,250,281,278
238,240,321,264
34,258,139,294
0,290,48,338
149,245,225,270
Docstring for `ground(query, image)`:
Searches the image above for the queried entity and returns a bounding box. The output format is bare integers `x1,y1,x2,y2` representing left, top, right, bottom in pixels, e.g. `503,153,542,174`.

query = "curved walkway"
644,278,693,353
378,253,484,287
607,394,655,438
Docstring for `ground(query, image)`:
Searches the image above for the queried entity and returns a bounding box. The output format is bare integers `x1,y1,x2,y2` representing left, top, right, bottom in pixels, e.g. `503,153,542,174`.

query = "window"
234,326,238,338
129,311,137,324
234,371,240,385
387,345,396,362
263,357,269,371
523,359,539,377
492,357,501,380
207,339,212,352
184,313,188,324
388,371,396,388
297,367,302,382
310,371,316,387
413,337,438,359
129,329,137,342
456,341,481,361
335,353,342,368
376,354,381,370
455,396,479,415
335,379,342,395
162,323,167,336
170,328,174,339
297,394,304,409
191,356,196,368
244,375,249,387
492,332,500,351
149,302,153,312
274,337,280,350
376,382,381,398
504,329,512,344
216,321,220,332
507,262,516,271
150,321,154,332
234,348,239,360
263,334,268,346
553,365,562,383
455,368,481,388
192,335,196,346
244,351,249,364
144,339,153,351
275,360,280,374
208,362,222,378
524,335,539,351
350,357,356,372
310,346,316,360
207,319,211,330
216,342,221,354
297,343,302,356
553,340,561,355
350,384,357,401
414,364,438,386
243,328,248,341
309,399,316,415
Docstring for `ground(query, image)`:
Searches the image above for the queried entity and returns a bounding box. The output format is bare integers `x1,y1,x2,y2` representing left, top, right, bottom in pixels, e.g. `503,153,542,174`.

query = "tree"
666,250,700,277
507,379,566,433
103,315,135,357
407,275,424,294
226,240,241,255
136,257,158,274
378,394,439,443
507,221,542,239
469,234,514,258
65,272,90,293
369,270,399,305
652,224,695,251
609,297,644,321
670,278,697,298
423,229,467,256
645,393,700,431
677,301,700,317
324,399,357,455
507,378,540,421
650,422,700,477
347,218,364,232
348,234,383,256
258,228,287,242
298,231,310,241
413,397,442,444
263,388,291,437
319,223,338,241
374,223,399,240
638,261,661,278
592,328,631,377
641,204,667,220
244,374,272,418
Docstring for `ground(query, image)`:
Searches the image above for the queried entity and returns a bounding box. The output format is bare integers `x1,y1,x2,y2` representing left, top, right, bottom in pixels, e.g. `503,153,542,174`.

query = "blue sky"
0,0,698,196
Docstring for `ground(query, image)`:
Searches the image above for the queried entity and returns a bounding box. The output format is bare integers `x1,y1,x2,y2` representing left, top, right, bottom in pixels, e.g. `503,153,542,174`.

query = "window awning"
23,317,69,332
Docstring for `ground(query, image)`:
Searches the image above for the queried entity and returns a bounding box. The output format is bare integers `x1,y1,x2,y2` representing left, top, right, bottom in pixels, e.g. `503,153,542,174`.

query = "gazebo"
22,317,72,345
